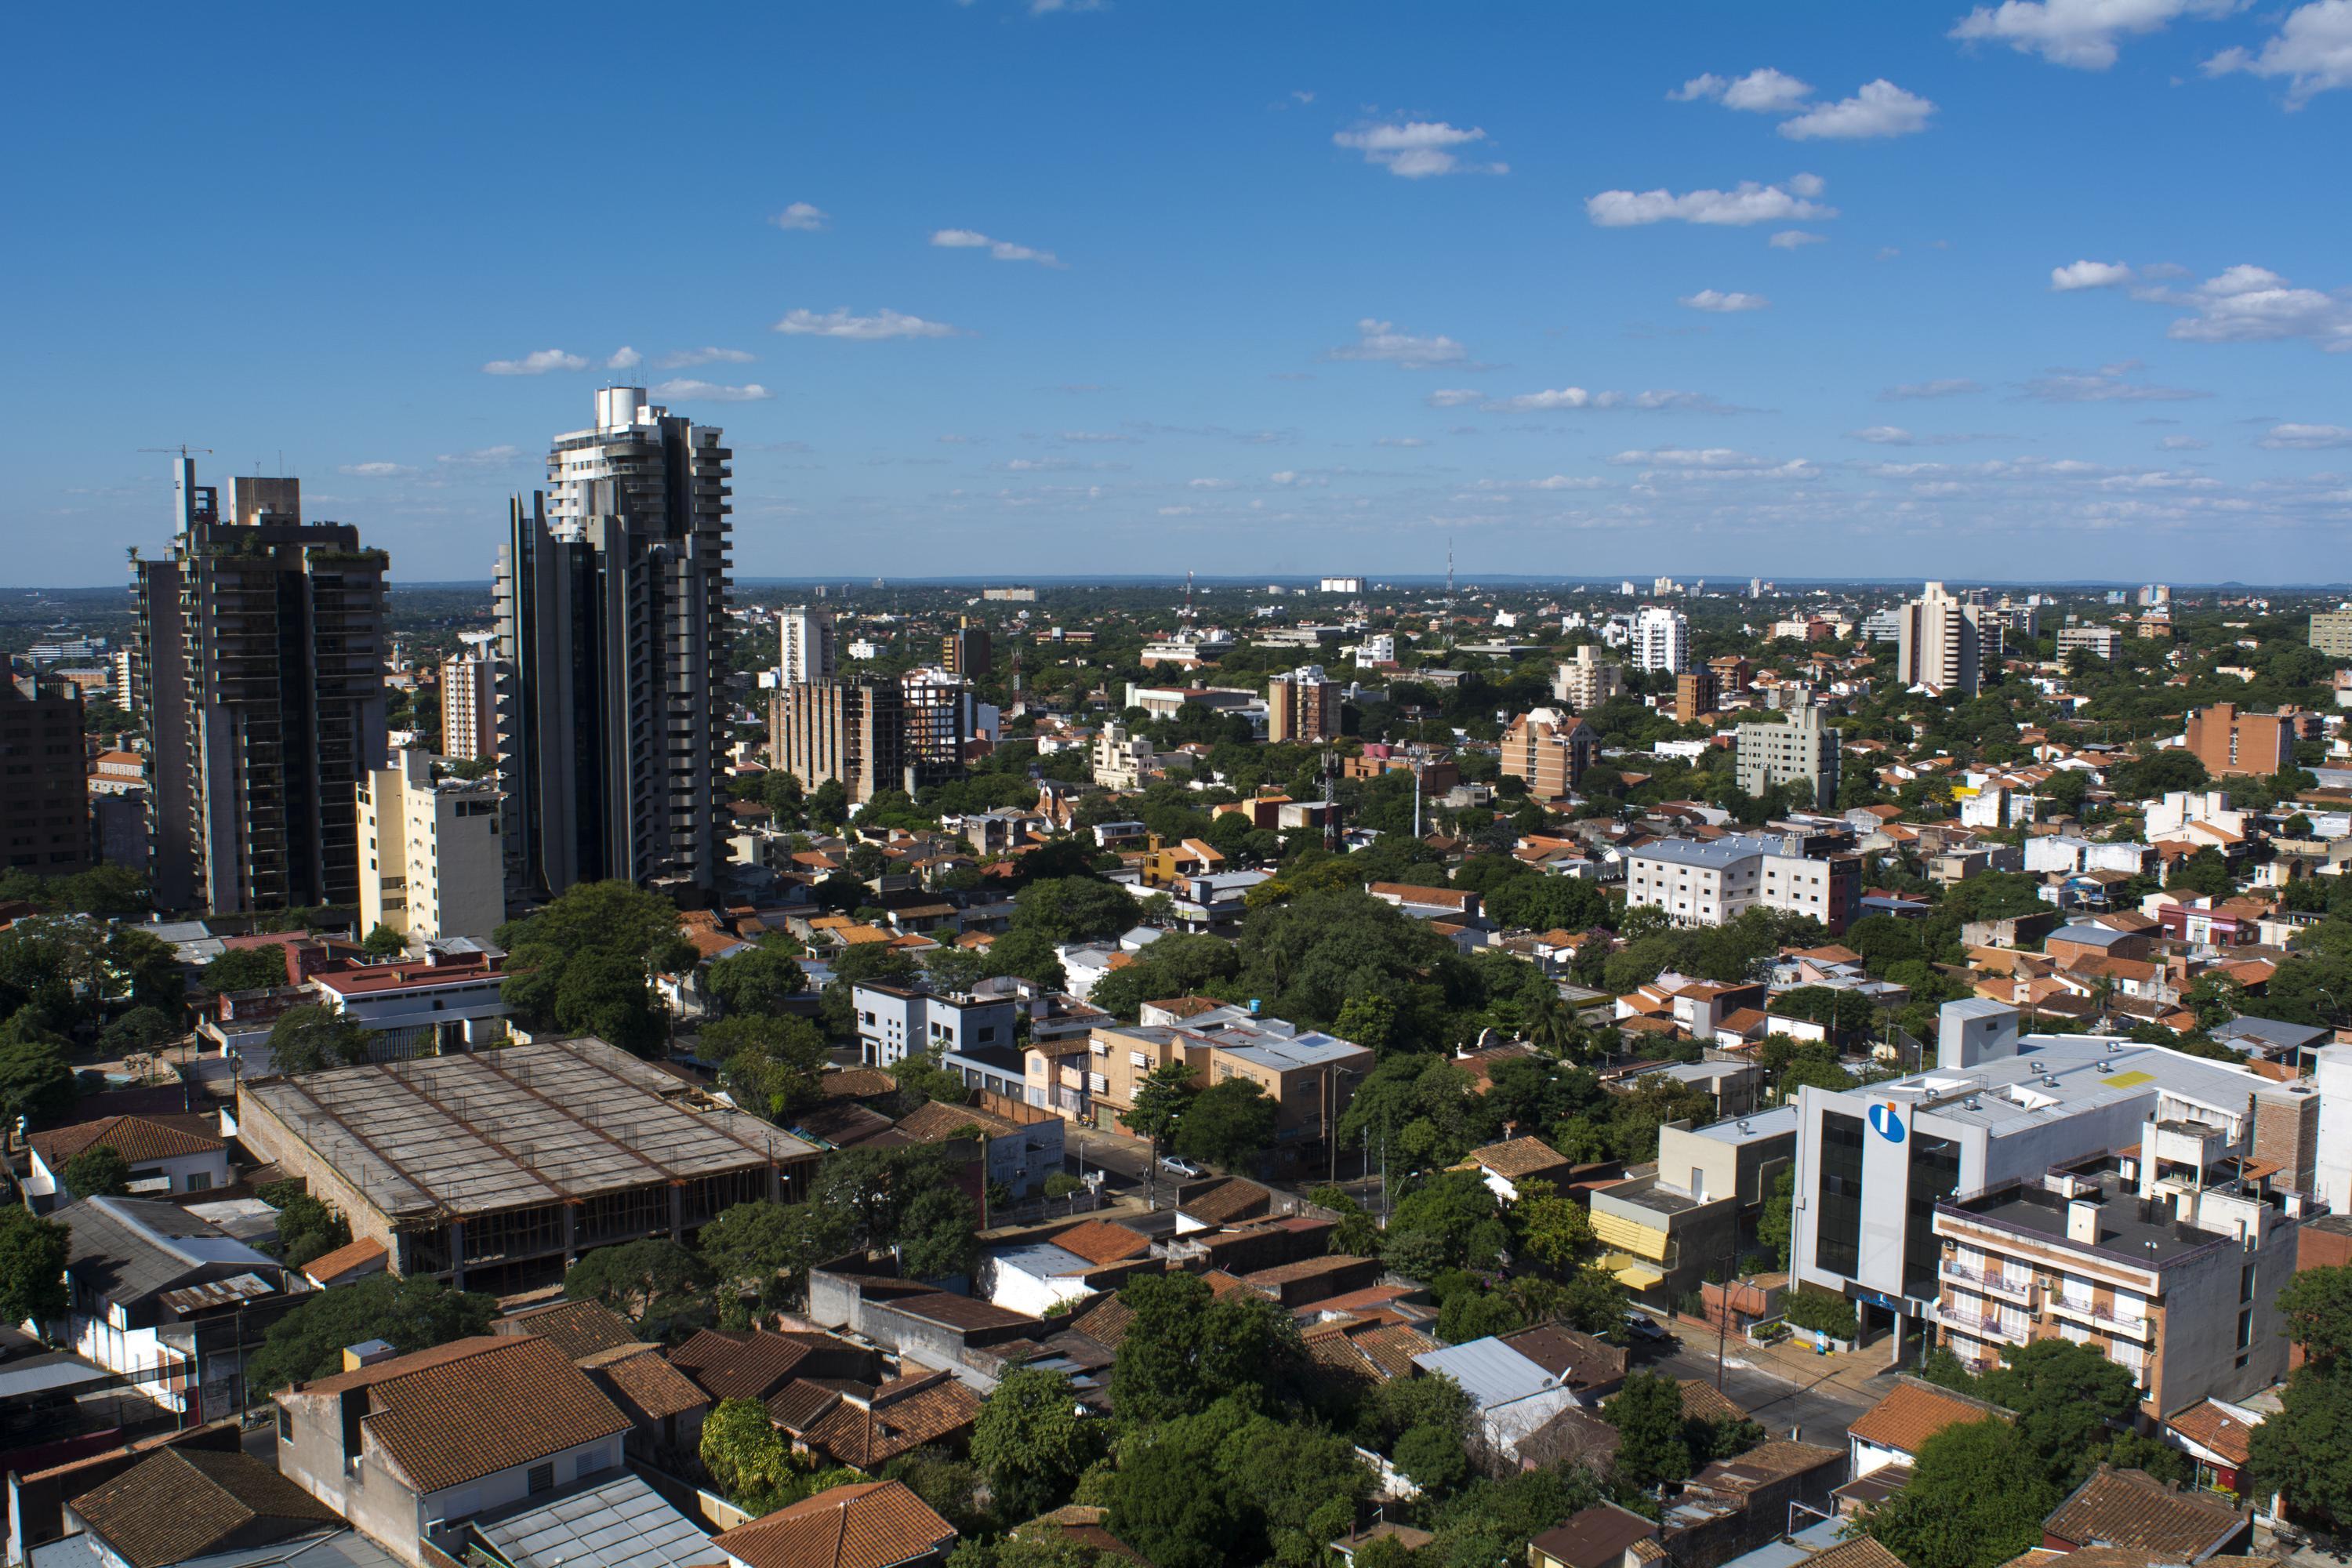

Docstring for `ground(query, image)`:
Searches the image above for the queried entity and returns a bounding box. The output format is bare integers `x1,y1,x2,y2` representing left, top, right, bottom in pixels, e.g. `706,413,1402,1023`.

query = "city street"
1643,1332,1895,1447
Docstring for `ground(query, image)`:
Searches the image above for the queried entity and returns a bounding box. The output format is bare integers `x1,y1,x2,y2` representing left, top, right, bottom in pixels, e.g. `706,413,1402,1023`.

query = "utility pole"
1715,1246,1742,1392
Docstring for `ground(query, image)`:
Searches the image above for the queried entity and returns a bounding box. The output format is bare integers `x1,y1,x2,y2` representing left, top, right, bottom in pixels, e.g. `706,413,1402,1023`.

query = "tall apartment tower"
439,633,499,761
1673,669,1718,724
768,677,967,805
1267,664,1339,743
777,604,837,684
1629,606,1690,674
495,387,732,900
1735,703,1842,808
133,460,388,914
1553,646,1624,711
943,615,992,680
1894,581,1987,697
0,673,92,876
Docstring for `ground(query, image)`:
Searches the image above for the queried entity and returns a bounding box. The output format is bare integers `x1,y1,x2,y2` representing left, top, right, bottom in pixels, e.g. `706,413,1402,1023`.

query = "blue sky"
8,1,2350,586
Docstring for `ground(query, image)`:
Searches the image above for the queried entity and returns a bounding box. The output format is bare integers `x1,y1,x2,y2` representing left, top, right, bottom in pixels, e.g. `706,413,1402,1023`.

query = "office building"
1553,646,1625,710
1893,582,1990,697
2058,626,2122,662
357,749,506,942
1630,606,1690,675
1267,664,1339,743
1499,708,1599,800
2184,702,2295,778
1674,669,1718,724
495,388,732,899
1091,722,1155,792
1789,1002,2320,1388
135,460,389,913
942,615,992,679
777,604,837,684
109,647,137,712
439,633,499,762
1,673,91,875
237,1036,816,1291
1623,833,1860,934
1735,705,1841,809
1319,575,1364,594
770,676,967,804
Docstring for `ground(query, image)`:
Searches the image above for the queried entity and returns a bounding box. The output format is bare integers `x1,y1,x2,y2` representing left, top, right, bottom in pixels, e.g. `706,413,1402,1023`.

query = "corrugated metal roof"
476,1472,712,1568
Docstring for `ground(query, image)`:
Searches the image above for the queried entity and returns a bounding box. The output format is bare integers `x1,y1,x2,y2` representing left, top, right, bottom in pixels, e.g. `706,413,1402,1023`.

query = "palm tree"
1526,988,1581,1061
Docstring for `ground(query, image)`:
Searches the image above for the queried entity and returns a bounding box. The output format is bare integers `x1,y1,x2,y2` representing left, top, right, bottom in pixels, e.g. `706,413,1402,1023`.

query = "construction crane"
138,445,213,459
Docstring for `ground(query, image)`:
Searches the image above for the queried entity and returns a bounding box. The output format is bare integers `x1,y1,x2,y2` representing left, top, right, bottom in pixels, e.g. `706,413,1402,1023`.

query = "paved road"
1643,1336,1893,1446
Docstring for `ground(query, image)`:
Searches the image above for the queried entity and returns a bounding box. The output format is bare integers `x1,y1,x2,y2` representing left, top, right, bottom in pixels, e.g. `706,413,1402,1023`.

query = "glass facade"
1817,1111,1865,1276
1904,1132,1963,1298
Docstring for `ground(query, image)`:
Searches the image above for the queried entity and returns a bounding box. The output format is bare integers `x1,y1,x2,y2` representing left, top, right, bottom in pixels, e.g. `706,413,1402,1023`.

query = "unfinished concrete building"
235,1036,817,1292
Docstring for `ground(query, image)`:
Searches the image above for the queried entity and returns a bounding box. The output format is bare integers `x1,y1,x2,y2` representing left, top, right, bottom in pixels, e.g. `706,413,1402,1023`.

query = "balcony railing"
1940,1259,2037,1304
2046,1295,2153,1341
1934,1300,2020,1341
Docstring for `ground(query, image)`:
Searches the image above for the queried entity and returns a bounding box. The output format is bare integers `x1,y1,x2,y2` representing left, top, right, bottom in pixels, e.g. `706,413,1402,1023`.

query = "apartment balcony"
1940,1259,2038,1306
2046,1295,2153,1341
1934,1298,2021,1343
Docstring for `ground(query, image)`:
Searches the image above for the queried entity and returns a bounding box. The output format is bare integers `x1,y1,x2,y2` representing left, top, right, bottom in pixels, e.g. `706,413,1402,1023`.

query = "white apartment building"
2058,625,2122,661
1091,722,1155,791
439,633,499,762
1554,645,1626,710
1623,832,1860,934
1629,606,1690,675
358,749,506,942
1894,582,1994,697
778,604,838,684
1734,705,1841,808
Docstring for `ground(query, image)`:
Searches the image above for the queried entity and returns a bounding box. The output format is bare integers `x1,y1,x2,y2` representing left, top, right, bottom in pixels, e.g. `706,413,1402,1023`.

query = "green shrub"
1780,1285,1857,1340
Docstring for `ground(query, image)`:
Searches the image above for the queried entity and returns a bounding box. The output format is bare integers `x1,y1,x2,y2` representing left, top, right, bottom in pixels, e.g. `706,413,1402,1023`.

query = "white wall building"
357,749,506,942
1629,606,1690,675
778,604,838,685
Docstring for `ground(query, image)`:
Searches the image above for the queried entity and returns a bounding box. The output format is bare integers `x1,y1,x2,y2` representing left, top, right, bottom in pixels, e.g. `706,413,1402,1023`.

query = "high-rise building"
1266,664,1339,743
134,461,388,913
1,673,92,877
777,604,837,685
769,677,968,804
1673,670,1718,724
110,648,139,713
357,749,506,942
1735,704,1842,808
1552,646,1625,711
2184,702,2296,779
2310,610,2352,662
943,615,992,680
1893,582,1988,697
495,387,732,900
438,633,499,762
1629,606,1689,675
1497,708,1598,800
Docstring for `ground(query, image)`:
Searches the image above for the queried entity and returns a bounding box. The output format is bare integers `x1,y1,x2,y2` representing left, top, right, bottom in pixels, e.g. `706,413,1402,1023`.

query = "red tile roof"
30,1114,222,1167
709,1480,958,1568
1846,1380,2005,1457
1046,1220,1153,1268
67,1449,340,1568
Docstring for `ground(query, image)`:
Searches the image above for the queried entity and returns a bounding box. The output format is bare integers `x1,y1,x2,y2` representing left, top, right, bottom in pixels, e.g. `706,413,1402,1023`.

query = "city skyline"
9,2,2350,586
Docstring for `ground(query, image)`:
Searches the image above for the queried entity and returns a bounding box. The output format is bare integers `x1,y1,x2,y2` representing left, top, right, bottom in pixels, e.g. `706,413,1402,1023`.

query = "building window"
184,1171,212,1193
1903,1132,1962,1298
1817,1111,1866,1277
528,1461,556,1495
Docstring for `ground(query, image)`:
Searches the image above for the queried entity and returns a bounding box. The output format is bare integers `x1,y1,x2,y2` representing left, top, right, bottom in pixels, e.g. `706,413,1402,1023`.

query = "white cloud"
2157,264,2352,351
2161,434,2212,449
1158,506,1196,516
1679,289,1770,312
337,462,416,477
1374,436,1430,448
1769,229,1828,249
1606,447,1820,477
1882,377,1984,400
1779,79,1936,139
774,307,962,339
1851,426,1918,445
1670,67,1817,111
1950,0,2241,70
2018,363,2209,401
1490,387,1723,412
772,202,830,231
482,348,586,376
1188,477,1237,489
1333,120,1505,178
1057,430,1138,444
2205,1,2352,104
1327,318,1472,368
606,347,643,369
1425,388,1486,408
2051,259,2134,290
652,379,773,401
436,445,521,466
2260,423,2352,448
1475,474,1607,491
1587,176,1835,227
931,228,1064,267
1668,72,1728,102
655,347,757,369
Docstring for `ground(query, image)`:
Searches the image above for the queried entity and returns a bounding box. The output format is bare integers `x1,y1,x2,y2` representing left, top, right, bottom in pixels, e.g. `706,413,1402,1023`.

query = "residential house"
1844,1377,2007,1482
1456,1137,1577,1204
706,1481,957,1568
851,982,1019,1069
892,1098,1065,1199
25,1116,230,1210
57,1448,350,1568
2038,1465,2252,1559
977,1221,1156,1317
1527,1503,1661,1568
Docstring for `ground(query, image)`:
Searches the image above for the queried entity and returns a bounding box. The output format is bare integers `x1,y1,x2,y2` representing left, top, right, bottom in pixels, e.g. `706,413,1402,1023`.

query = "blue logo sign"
1867,1102,1906,1144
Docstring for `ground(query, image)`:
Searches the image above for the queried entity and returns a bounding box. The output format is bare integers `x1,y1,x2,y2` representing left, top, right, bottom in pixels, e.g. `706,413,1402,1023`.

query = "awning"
1610,1261,1667,1290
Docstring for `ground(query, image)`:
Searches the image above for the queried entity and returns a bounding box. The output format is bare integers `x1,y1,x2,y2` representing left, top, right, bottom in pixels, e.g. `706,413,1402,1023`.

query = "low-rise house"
892,1097,1065,1198
1844,1376,2006,1481
1528,1502,1661,1568
1661,1440,1847,1568
1173,1176,1274,1233
1410,1328,1613,1466
769,1368,983,1472
978,1221,1157,1318
1456,1137,1576,1204
310,951,511,1059
2038,1465,2252,1560
272,1337,633,1567
58,1448,350,1568
667,1329,880,1406
1588,1171,1739,1306
707,1480,957,1568
26,1116,230,1210
573,1343,710,1465
851,982,1020,1069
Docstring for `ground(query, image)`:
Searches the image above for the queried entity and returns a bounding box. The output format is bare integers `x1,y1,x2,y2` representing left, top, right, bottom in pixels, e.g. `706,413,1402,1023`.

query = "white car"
1157,1154,1206,1178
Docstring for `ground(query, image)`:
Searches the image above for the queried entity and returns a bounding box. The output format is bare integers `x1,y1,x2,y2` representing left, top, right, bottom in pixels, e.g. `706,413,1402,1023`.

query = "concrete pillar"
561,1202,577,1265
670,1182,684,1241
449,1220,466,1290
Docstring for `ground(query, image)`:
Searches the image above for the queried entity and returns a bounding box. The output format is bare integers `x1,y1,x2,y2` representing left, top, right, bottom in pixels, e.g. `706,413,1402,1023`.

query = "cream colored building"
1553,645,1626,710
358,749,506,942
1092,722,1156,791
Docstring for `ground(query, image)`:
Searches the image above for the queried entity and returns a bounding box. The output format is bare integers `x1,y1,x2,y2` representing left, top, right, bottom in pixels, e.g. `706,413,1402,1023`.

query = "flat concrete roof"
243,1037,815,1221
1820,1035,2307,1139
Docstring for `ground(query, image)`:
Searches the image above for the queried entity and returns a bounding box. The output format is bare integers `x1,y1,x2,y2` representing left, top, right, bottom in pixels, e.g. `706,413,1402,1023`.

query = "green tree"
706,1014,829,1120
1603,1370,1693,1487
100,1006,178,1058
0,1208,71,1332
1509,1179,1595,1275
360,923,406,959
2274,1262,2352,1366
498,880,688,1055
1012,878,1142,944
57,1144,132,1200
201,946,291,994
563,1239,714,1340
1123,1061,1196,1163
706,945,809,1016
700,1396,811,1515
270,1191,352,1269
1110,1272,1304,1422
0,1034,76,1129
1172,1077,1276,1170
2249,1364,2352,1530
971,1367,1101,1520
1973,1337,2143,1485
1758,1167,1795,1270
699,1200,851,1319
1865,1419,2060,1568
265,1004,376,1076
243,1274,496,1393
898,1186,981,1280
1382,1171,1508,1277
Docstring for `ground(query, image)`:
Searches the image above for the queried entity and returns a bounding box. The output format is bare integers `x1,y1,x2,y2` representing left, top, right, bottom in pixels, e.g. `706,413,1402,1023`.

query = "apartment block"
1789,1001,2321,1374
357,749,505,942
851,982,1019,1068
1708,656,1754,695
1674,669,1718,724
135,460,389,913
1554,646,1625,710
1091,722,1154,791
1023,1004,1370,1147
778,604,838,684
1893,582,1989,697
1735,705,1841,809
2183,702,2295,779
771,677,969,804
943,615,992,679
1624,833,1860,934
1267,664,1339,743
2057,626,2122,662
497,388,731,899
1630,606,1690,675
1498,708,1599,800
1,673,91,875
439,634,499,762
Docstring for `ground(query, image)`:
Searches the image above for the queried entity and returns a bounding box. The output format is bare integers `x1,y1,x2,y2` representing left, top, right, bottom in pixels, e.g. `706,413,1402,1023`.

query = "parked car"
1624,1312,1674,1345
1157,1153,1206,1178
